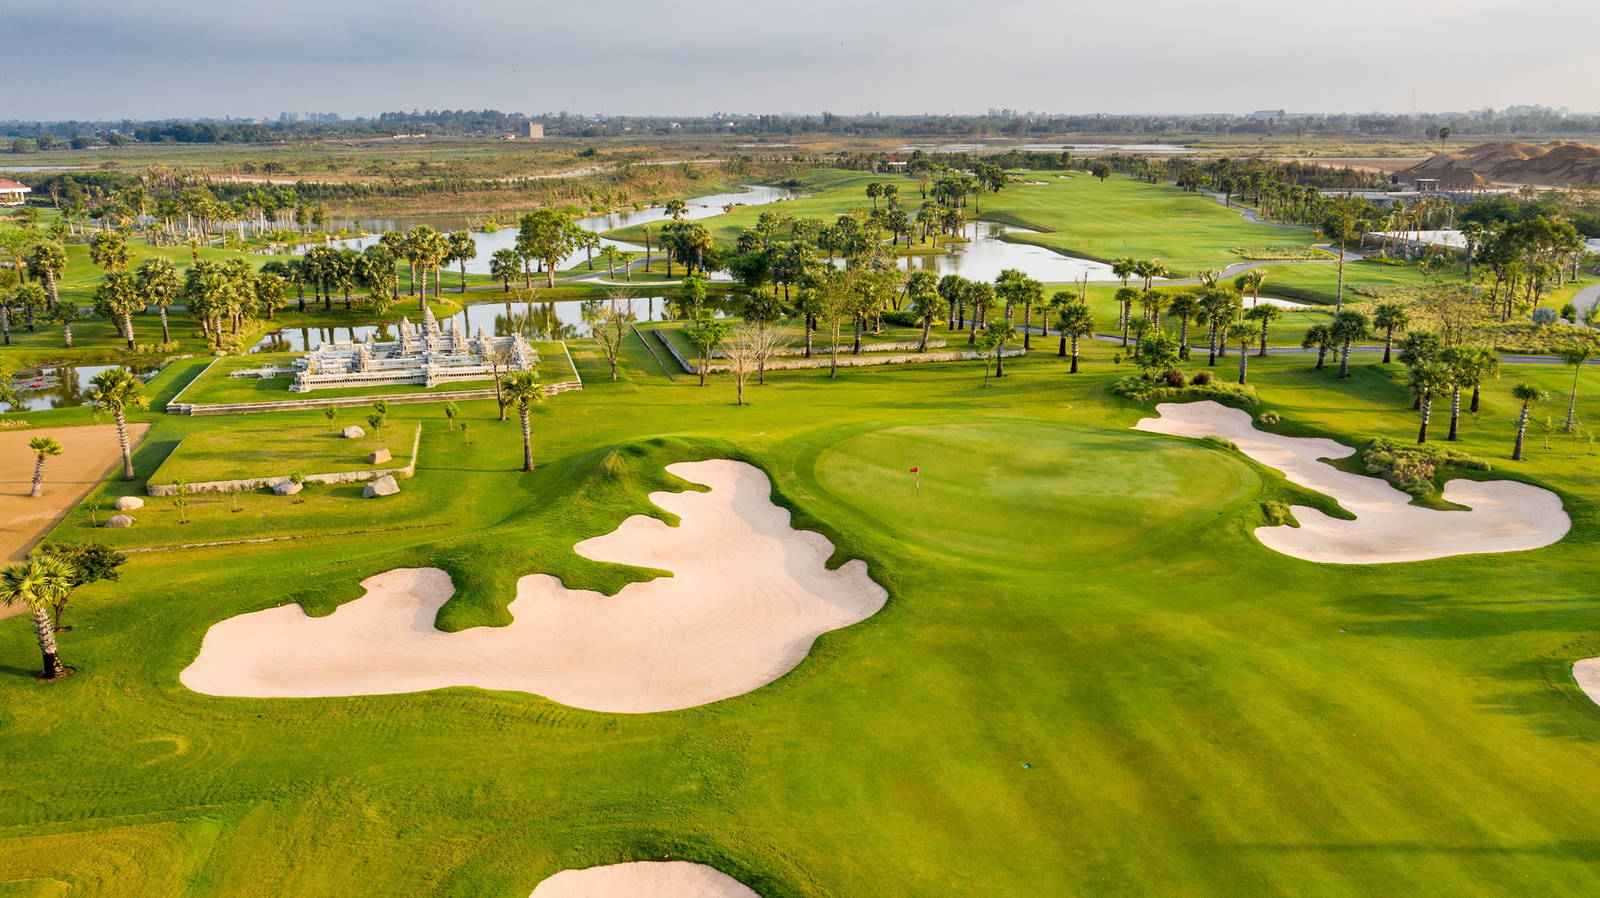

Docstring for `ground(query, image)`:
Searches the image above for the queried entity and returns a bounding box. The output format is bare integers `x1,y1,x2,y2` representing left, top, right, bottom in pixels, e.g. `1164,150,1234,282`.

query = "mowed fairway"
2,334,1600,895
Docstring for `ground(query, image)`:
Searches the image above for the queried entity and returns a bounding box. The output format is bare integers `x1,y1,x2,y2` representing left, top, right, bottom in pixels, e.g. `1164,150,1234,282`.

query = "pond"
306,184,808,277
7,363,159,412
251,294,733,352
832,221,1114,284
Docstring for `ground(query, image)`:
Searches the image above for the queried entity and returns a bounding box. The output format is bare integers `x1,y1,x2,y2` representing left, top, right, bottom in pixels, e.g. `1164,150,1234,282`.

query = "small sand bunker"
1573,659,1600,707
1134,401,1569,564
180,460,887,711
530,862,759,897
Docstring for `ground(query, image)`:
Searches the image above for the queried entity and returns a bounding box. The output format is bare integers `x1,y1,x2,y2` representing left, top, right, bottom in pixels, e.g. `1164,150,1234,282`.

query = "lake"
8,363,158,412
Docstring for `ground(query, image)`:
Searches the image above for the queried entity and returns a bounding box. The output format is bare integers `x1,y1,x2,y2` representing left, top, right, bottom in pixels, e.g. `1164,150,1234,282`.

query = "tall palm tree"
1228,321,1260,384
1372,302,1410,364
1114,287,1140,346
908,275,940,352
136,257,182,345
47,300,78,348
28,436,62,498
96,271,142,350
86,368,149,480
448,231,477,293
1408,361,1452,444
1457,344,1500,414
502,370,544,472
1168,292,1199,360
0,555,78,679
1057,302,1094,373
1244,304,1283,358
1510,382,1548,461
1111,257,1137,288
26,242,67,310
1301,323,1335,370
1559,343,1592,432
1330,310,1370,379
1233,268,1268,307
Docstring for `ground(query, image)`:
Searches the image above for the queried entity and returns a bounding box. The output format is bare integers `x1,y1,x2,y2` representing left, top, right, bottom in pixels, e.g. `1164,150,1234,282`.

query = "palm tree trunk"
63,322,73,348
1470,384,1482,414
1178,319,1189,359
1448,387,1462,440
31,457,46,497
1382,327,1394,363
159,306,171,344
1338,342,1352,378
1070,336,1080,373
919,319,930,352
122,311,135,350
1513,404,1530,460
115,411,134,480
1418,397,1432,444
1022,303,1031,350
1566,366,1581,432
32,605,63,678
519,405,534,471
1238,347,1248,384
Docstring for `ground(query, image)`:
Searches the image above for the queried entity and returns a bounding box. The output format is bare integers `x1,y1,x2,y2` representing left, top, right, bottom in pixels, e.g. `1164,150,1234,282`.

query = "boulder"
114,496,145,511
104,514,135,528
273,481,303,496
362,475,399,498
342,425,366,439
367,448,392,465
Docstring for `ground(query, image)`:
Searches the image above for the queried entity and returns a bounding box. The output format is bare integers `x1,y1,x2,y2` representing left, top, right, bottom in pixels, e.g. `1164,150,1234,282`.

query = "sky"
5,0,1598,121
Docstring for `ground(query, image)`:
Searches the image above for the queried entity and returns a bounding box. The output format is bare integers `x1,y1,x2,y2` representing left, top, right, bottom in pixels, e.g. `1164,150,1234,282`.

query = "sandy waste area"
529,862,760,897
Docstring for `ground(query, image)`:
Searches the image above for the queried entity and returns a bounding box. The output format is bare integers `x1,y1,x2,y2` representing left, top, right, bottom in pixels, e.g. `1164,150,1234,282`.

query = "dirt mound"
1395,141,1600,187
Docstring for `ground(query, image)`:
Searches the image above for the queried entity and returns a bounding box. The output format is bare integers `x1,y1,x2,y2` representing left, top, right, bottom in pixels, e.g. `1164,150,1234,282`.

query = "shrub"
1163,369,1187,388
1361,437,1491,497
879,310,919,327
1261,501,1298,526
1231,245,1336,261
1257,412,1281,425
1200,436,1237,451
1111,375,1259,406
1191,370,1213,386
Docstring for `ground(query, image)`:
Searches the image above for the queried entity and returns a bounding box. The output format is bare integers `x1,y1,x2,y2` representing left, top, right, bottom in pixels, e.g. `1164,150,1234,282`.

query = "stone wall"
146,423,423,497
651,328,1022,374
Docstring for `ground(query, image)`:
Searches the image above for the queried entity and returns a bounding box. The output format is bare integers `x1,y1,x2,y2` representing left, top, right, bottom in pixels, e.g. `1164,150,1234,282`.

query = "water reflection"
253,294,733,352
834,222,1114,283
8,363,158,412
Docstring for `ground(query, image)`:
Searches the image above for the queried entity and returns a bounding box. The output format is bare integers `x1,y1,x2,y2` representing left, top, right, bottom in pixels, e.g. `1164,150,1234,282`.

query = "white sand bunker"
180,460,887,711
1133,401,1569,564
1574,660,1600,707
530,862,759,897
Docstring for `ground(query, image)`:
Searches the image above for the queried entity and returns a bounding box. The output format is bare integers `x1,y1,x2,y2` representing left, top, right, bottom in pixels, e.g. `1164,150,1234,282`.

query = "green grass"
150,417,415,484
7,214,1600,895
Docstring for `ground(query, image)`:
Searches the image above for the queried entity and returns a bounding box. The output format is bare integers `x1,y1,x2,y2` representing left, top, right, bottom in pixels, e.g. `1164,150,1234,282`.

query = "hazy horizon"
6,0,1597,122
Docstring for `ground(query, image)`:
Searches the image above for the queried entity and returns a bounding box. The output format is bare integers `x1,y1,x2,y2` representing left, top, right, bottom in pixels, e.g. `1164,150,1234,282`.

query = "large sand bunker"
529,862,760,897
180,460,887,711
1133,401,1568,564
1573,659,1600,708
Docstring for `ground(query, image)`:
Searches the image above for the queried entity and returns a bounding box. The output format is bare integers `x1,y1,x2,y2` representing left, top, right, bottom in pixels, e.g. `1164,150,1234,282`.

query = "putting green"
813,420,1249,561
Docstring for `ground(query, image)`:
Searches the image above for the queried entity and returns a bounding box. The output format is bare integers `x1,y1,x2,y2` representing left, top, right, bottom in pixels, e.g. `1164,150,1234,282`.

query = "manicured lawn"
4,333,1600,896
150,417,415,484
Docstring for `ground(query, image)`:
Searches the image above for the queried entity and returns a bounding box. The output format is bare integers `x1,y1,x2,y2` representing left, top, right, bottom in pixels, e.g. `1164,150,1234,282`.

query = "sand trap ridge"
1134,401,1568,564
529,862,760,897
180,460,887,711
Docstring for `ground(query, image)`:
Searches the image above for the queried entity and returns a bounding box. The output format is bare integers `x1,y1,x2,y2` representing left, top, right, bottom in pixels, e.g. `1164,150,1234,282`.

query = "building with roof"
0,180,31,206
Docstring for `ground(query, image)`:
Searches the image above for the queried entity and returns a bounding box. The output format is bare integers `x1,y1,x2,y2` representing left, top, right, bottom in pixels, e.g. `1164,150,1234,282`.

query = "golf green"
815,421,1247,560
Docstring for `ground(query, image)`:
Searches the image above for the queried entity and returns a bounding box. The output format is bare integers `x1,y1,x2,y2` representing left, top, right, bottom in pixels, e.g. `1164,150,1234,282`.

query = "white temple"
290,308,538,392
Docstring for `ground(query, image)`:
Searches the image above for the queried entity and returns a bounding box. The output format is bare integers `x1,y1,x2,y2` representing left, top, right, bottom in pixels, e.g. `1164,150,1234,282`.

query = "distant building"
0,179,30,206
527,122,544,139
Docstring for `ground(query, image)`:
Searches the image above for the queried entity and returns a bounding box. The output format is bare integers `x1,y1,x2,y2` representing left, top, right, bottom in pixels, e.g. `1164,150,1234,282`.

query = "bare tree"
726,320,789,404
582,288,639,382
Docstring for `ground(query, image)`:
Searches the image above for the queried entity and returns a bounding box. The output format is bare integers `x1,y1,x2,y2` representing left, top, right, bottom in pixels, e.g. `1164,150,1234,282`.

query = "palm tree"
1244,304,1283,358
1234,268,1268,307
1559,343,1592,432
0,555,78,679
1372,303,1410,364
47,300,78,348
1408,361,1452,443
908,275,940,352
1511,382,1548,460
1111,257,1137,288
1301,323,1335,370
1114,287,1140,345
1457,344,1500,414
502,370,544,472
86,368,149,480
26,242,67,310
1168,292,1199,359
664,198,688,221
28,436,62,498
96,271,143,350
490,248,521,292
1057,302,1094,373
136,257,182,345
1229,321,1260,384
448,231,477,293
1330,310,1370,379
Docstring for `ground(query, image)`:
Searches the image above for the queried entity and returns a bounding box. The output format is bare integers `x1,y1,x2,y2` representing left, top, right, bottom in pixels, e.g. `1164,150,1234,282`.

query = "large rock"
114,496,144,511
367,448,392,465
104,514,135,528
362,475,399,498
342,425,366,439
273,481,303,496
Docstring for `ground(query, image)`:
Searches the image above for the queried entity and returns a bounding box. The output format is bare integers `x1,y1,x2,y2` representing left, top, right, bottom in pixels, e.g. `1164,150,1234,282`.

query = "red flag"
909,467,919,473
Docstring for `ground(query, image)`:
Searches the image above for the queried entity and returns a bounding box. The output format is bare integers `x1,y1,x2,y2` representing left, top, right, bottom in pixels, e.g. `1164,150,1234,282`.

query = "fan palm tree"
0,554,78,679
1114,287,1140,346
86,368,149,480
96,271,142,350
490,248,521,292
1244,303,1283,357
1111,257,1137,288
26,241,68,310
502,370,544,472
47,300,78,348
1457,344,1500,414
664,198,688,221
28,436,62,498
1372,302,1410,363
1167,292,1199,359
1560,343,1592,432
1301,323,1335,370
1057,301,1094,373
1408,361,1452,443
1330,310,1370,378
908,274,940,352
1233,268,1268,307
1229,321,1260,384
1511,382,1548,460
448,231,477,292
